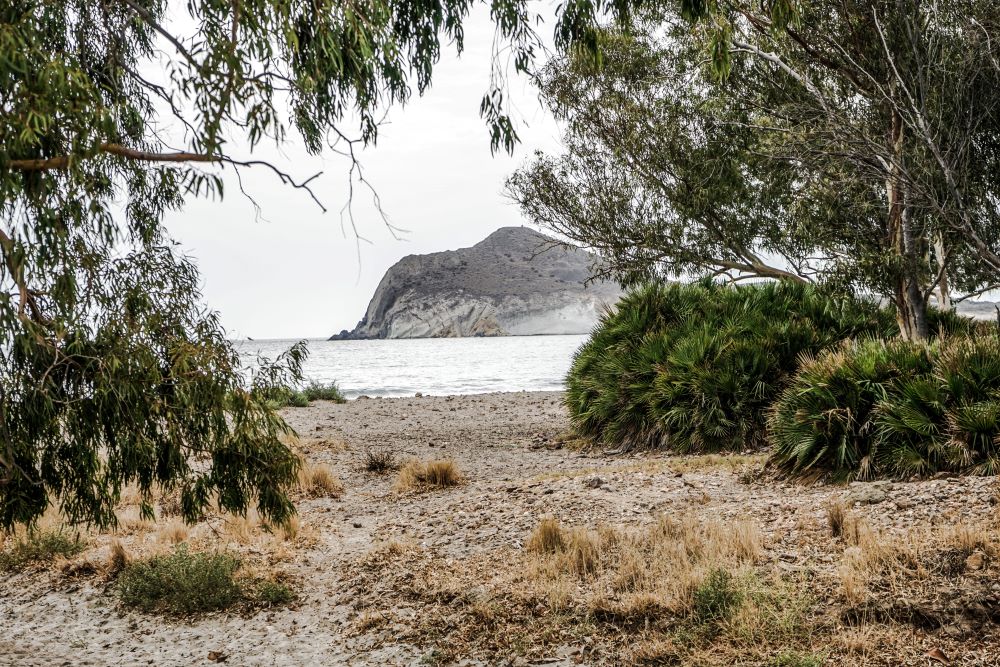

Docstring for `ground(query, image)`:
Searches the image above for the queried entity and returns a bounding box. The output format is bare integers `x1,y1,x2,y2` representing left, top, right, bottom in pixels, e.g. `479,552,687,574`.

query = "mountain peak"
330,227,621,340
474,225,552,248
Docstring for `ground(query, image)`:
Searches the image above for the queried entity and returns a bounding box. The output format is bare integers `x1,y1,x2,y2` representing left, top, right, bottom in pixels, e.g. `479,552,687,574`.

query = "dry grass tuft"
526,517,565,555
625,638,682,664
667,454,767,474
116,506,154,535
563,527,601,576
835,623,880,658
836,518,998,607
298,462,344,498
277,515,300,541
394,459,463,492
522,513,764,622
157,519,189,545
109,540,130,574
222,510,261,544
946,522,989,556
826,500,847,538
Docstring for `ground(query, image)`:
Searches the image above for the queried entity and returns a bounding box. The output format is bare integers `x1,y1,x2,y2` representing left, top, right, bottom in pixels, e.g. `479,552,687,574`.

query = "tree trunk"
886,107,930,341
893,271,930,341
933,234,952,311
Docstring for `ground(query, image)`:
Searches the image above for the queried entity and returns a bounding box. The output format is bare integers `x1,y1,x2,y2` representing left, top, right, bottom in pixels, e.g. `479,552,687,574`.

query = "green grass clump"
0,529,85,571
692,568,741,623
116,545,296,615
769,336,1000,480
567,280,898,453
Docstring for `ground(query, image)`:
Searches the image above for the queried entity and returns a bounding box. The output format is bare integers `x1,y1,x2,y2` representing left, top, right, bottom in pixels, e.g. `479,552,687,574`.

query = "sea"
235,334,589,398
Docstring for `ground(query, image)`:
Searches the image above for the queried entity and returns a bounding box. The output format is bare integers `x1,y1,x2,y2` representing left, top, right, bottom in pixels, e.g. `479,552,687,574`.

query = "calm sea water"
235,335,588,398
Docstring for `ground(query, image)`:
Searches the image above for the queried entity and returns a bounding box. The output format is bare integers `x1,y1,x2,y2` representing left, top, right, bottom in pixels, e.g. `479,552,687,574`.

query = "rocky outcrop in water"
330,227,622,340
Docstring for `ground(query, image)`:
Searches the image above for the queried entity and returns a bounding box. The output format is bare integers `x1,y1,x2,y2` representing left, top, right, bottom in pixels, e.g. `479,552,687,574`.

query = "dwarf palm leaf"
874,378,948,477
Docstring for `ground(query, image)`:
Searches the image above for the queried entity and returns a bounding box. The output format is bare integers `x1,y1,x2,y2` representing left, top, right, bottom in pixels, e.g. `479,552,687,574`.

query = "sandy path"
2,392,998,666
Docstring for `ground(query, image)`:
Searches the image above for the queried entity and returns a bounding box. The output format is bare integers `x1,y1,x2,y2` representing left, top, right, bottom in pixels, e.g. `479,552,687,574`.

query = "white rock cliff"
330,227,622,339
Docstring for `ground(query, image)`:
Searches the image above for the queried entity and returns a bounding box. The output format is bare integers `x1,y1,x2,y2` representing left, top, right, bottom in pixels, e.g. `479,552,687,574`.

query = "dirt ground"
2,391,999,666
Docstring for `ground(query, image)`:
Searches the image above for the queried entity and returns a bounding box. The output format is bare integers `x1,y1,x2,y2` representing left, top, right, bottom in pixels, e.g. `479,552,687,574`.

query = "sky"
162,7,563,340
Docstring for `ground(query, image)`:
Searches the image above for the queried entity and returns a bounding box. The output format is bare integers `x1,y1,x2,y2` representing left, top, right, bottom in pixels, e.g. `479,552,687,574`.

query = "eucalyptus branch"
118,0,199,68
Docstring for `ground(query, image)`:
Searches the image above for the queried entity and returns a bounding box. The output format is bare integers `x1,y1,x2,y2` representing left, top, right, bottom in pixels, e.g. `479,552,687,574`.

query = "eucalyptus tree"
509,1,1000,340
0,0,635,529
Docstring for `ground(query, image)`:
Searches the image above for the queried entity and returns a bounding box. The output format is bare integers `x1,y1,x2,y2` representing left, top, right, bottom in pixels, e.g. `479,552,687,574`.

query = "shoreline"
342,388,568,400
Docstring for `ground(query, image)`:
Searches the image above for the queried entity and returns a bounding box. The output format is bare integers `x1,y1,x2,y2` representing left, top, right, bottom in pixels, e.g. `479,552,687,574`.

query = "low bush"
361,446,399,474
117,546,243,615
266,381,345,408
769,336,1000,480
249,579,297,606
266,386,310,409
567,281,898,453
116,545,296,615
301,381,346,403
0,529,85,571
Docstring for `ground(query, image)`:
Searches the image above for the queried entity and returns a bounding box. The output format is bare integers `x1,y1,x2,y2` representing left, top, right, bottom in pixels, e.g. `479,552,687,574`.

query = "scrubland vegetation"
567,281,999,482
0,529,85,571
351,505,999,665
771,336,1000,480
566,281,896,453
4,393,999,664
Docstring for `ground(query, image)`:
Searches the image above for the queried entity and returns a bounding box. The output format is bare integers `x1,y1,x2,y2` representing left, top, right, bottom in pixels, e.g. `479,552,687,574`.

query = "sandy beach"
2,391,999,666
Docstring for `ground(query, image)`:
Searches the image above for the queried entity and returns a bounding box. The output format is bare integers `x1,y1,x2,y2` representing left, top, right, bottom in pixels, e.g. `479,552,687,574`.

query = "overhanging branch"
5,144,327,212
7,144,215,171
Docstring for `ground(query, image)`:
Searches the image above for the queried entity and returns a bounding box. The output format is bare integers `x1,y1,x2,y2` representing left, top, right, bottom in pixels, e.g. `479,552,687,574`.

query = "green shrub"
0,529,85,571
692,568,741,623
266,380,345,408
300,381,346,403
769,338,934,481
567,281,896,452
251,579,297,605
117,546,243,615
117,546,298,615
769,336,1000,480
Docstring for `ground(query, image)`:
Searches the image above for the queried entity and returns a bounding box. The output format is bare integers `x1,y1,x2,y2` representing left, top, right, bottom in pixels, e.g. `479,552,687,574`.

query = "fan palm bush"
932,337,1000,475
769,336,1000,480
768,339,935,480
566,280,896,452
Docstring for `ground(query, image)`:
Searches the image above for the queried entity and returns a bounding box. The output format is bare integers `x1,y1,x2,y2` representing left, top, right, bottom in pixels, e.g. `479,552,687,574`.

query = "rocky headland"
330,226,622,339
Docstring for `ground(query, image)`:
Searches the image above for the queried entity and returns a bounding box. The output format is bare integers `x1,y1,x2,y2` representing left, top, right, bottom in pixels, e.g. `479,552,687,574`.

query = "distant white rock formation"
330,227,622,340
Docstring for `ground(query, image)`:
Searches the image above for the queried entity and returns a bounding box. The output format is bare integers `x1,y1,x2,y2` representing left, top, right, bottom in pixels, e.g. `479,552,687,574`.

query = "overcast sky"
162,7,563,340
